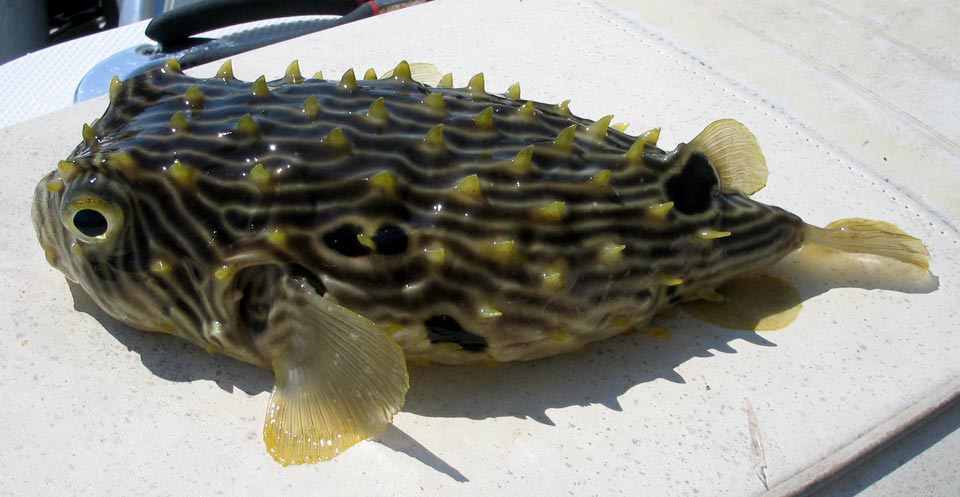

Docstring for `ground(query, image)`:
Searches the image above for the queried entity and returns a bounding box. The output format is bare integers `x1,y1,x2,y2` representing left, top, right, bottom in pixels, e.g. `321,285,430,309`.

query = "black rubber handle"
145,0,364,45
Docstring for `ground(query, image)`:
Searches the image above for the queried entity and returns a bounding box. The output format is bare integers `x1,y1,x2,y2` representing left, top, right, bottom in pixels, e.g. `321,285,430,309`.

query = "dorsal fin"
690,119,768,195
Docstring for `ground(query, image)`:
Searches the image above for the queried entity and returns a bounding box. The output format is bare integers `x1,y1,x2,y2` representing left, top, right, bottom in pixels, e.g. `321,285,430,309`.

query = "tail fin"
804,218,930,270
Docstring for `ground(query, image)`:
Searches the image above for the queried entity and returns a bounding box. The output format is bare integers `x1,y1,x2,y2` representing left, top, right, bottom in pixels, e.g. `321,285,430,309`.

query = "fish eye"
73,209,109,237
63,197,123,243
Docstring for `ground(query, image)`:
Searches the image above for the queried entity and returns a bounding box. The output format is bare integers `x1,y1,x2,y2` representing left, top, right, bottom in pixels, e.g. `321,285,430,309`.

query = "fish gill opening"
234,263,326,336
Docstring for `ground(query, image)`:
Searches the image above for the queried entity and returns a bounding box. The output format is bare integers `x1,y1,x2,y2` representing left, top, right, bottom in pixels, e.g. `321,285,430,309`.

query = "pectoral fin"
257,276,409,465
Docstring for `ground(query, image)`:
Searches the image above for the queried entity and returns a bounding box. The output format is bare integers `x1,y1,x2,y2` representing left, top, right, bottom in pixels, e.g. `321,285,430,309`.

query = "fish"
31,58,931,465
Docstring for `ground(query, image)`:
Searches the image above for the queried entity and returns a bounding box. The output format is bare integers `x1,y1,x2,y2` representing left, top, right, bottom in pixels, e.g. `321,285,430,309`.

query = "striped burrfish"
32,59,930,465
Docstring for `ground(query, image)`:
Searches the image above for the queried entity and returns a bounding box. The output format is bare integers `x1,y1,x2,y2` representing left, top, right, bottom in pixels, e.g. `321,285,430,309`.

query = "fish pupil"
73,209,108,237
665,152,719,215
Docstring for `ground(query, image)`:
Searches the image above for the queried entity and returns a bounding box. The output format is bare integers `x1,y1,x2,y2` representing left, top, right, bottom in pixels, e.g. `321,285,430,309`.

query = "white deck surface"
0,1,957,495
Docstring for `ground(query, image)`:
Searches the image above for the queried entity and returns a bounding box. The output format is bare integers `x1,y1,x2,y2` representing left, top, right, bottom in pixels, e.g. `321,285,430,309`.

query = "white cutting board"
1,1,957,496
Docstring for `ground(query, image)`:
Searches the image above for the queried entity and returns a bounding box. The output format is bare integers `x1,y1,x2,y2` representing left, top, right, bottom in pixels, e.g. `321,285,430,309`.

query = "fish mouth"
32,172,73,277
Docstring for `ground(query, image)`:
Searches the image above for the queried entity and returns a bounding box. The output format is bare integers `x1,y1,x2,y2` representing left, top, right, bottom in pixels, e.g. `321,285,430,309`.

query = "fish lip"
32,172,73,278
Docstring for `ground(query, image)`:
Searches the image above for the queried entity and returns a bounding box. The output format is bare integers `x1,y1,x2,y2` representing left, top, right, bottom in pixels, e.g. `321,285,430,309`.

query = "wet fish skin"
34,60,928,464
33,61,805,366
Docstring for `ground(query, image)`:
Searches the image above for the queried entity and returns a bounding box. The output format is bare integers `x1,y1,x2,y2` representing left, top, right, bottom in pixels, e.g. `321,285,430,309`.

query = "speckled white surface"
1,0,958,496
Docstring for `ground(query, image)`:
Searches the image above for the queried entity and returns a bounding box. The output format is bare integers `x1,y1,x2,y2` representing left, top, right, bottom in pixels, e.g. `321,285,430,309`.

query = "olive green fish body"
37,61,927,464
37,63,804,366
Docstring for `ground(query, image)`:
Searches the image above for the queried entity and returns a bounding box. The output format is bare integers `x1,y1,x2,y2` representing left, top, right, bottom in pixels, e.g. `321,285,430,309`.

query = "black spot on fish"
323,224,372,257
374,224,408,255
424,315,488,352
665,152,719,215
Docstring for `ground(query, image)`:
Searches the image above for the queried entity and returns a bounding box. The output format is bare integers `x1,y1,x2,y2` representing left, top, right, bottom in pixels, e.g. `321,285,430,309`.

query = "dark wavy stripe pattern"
58,65,806,363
